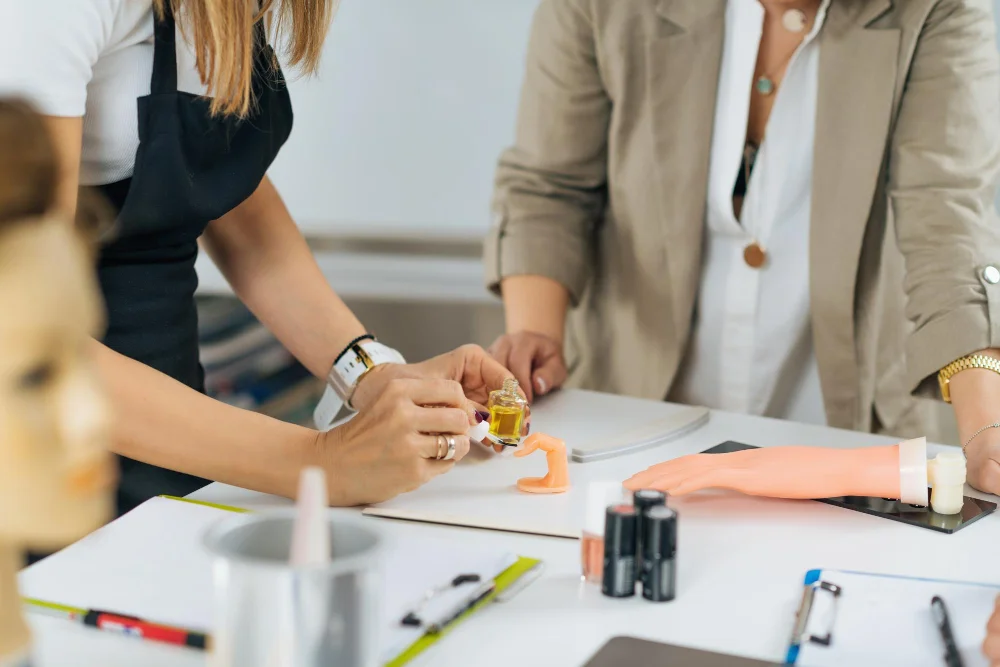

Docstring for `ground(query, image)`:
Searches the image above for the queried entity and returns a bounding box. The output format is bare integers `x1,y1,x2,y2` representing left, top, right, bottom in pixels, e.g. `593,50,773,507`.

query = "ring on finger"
443,435,457,461
435,434,447,460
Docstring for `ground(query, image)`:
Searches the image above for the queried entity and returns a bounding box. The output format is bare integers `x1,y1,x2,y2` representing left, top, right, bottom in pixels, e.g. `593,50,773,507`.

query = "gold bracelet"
938,354,1000,403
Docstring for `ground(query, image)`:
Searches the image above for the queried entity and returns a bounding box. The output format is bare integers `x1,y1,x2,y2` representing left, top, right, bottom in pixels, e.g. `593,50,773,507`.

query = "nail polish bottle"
601,504,638,598
641,506,677,602
582,481,626,584
487,377,528,447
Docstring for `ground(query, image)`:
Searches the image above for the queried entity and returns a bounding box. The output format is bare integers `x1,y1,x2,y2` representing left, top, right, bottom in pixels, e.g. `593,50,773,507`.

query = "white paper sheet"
795,570,1000,667
19,497,519,664
365,389,710,538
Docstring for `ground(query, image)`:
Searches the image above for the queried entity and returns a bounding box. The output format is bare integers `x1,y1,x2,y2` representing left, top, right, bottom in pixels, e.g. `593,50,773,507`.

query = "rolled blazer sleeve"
890,0,1000,396
483,0,611,306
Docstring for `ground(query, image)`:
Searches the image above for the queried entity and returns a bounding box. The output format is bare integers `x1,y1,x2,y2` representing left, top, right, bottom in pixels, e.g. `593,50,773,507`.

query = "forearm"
202,176,366,379
947,349,1000,443
94,341,316,499
501,275,569,343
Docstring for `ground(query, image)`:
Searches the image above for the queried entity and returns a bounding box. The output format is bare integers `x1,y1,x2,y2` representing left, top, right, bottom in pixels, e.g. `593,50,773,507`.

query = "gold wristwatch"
938,354,1000,403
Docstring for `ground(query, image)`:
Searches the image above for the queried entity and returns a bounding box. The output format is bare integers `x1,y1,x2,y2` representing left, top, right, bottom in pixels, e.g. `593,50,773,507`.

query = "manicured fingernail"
525,422,531,435
476,411,490,423
535,377,547,394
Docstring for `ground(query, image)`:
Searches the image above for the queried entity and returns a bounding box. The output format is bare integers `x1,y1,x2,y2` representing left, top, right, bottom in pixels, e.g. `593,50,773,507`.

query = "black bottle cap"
633,489,668,514
642,506,678,559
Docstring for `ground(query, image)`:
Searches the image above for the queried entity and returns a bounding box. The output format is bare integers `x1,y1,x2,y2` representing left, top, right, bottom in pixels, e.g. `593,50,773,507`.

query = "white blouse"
671,0,832,426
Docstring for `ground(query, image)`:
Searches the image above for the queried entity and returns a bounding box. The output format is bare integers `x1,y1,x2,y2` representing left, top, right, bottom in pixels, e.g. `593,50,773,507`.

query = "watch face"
938,376,950,402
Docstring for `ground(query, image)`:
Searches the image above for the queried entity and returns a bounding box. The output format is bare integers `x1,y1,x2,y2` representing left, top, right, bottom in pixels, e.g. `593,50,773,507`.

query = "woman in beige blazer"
485,0,1000,494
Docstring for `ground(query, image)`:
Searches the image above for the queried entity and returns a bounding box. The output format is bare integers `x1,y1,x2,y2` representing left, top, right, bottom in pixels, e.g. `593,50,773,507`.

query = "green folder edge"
161,495,544,667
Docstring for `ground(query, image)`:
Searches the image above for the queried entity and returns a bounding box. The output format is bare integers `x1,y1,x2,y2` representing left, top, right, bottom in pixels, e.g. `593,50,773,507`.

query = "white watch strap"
313,340,405,431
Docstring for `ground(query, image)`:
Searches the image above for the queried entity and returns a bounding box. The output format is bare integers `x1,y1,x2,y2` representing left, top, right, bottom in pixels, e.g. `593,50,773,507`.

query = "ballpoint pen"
931,595,965,667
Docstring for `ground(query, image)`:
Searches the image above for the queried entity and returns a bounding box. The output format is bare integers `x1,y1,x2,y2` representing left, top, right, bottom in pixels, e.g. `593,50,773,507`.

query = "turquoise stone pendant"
755,76,775,95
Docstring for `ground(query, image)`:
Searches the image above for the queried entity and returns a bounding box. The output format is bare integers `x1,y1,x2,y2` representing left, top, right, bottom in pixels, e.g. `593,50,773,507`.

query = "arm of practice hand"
625,446,901,499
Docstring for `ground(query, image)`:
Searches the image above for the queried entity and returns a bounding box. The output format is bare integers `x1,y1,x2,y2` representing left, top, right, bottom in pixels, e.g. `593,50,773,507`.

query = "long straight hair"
153,0,339,118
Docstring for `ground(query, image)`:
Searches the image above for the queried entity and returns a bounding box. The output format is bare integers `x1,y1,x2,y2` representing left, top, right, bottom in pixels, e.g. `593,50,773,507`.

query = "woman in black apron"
7,0,513,521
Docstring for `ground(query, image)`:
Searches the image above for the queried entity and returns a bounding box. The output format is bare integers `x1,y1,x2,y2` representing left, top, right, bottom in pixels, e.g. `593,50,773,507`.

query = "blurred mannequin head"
0,100,114,549
0,218,114,548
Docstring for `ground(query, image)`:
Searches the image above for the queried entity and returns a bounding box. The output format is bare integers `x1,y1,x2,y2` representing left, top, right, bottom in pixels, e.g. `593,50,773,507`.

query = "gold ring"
435,434,447,460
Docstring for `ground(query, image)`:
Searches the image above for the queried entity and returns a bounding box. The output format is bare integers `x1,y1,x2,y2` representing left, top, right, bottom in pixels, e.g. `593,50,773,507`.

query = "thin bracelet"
963,422,1000,457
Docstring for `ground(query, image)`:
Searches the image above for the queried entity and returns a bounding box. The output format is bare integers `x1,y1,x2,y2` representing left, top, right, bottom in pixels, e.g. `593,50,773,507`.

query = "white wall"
267,0,540,241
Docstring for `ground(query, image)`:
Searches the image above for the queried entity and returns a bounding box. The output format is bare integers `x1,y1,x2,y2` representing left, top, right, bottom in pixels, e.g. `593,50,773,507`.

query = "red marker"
23,598,208,650
82,610,209,649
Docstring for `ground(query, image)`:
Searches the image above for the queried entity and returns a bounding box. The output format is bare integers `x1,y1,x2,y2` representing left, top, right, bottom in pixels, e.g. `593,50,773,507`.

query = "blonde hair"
154,0,339,118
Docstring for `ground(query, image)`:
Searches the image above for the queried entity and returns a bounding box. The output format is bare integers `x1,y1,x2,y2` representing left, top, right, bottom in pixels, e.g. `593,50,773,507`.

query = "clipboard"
165,497,545,667
786,568,1000,666
20,495,543,667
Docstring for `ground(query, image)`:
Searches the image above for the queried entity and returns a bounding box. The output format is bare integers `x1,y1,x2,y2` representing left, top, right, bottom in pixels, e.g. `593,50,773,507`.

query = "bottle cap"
633,489,668,514
642,505,678,559
584,481,626,536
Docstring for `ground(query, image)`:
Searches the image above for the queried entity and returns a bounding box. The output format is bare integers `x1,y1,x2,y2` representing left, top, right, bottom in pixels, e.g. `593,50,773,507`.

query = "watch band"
938,354,1000,403
313,338,406,431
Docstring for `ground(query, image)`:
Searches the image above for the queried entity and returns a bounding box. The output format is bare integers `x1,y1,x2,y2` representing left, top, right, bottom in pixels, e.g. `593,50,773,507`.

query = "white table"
23,395,1000,667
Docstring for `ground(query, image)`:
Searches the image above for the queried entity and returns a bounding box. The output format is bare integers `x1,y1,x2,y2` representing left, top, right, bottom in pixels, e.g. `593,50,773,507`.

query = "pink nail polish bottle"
582,481,626,584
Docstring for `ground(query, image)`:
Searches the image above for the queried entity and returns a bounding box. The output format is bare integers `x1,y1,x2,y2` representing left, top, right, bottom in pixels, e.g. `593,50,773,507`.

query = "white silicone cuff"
898,437,928,506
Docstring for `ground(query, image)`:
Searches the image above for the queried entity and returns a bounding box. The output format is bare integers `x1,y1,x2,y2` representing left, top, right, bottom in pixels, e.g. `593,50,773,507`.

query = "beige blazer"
484,0,1000,437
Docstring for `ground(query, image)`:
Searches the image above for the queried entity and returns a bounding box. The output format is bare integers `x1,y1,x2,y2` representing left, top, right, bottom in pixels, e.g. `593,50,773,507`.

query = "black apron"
98,6,293,516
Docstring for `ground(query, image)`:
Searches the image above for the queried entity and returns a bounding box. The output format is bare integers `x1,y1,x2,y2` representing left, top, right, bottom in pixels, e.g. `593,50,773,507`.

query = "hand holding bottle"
350,344,514,416
318,378,473,505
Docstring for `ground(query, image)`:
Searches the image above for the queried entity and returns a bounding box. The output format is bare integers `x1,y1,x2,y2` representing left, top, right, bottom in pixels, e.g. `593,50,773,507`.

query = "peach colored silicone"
625,444,905,500
515,433,570,494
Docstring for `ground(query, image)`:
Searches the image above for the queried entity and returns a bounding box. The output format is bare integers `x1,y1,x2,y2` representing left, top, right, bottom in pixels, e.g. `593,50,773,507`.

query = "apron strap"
151,3,179,95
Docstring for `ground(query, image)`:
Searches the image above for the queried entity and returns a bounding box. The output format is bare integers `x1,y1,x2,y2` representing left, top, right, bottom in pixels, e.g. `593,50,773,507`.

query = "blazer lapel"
647,0,726,350
810,0,899,427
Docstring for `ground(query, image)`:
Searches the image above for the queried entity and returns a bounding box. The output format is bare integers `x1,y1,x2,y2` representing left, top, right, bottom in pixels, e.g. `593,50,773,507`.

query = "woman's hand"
350,344,514,414
984,595,1000,666
488,331,567,402
317,378,473,506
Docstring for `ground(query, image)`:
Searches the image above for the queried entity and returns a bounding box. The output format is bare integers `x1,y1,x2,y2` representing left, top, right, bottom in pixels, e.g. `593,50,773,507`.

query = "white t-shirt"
0,0,208,186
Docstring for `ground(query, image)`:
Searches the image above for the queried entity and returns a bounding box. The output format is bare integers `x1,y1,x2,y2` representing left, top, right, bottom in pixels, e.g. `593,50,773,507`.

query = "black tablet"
702,441,997,534
583,636,780,666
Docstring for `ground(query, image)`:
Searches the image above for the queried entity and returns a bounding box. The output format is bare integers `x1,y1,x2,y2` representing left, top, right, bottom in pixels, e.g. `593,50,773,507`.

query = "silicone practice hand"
514,433,570,494
625,445,905,500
